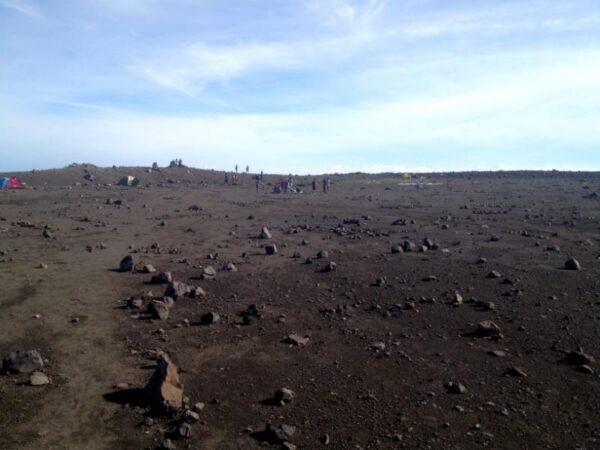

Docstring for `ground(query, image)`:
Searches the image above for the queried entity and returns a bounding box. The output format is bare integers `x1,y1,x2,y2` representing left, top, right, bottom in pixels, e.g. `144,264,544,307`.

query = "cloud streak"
1,0,43,19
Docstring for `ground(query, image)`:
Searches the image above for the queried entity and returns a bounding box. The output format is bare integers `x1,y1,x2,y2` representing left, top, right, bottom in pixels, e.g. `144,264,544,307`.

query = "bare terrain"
1,165,599,449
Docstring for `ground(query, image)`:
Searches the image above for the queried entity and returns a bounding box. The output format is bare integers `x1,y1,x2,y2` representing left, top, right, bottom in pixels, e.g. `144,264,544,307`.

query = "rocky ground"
1,165,599,450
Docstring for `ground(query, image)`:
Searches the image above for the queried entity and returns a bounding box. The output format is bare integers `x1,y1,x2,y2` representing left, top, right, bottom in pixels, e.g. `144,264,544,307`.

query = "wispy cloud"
1,0,600,172
1,0,43,19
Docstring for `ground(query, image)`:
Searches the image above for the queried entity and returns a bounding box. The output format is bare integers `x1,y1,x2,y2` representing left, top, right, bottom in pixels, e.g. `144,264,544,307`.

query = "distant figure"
246,165,250,173
224,173,229,185
255,178,260,194
235,164,238,173
323,177,330,193
312,178,317,191
260,170,264,180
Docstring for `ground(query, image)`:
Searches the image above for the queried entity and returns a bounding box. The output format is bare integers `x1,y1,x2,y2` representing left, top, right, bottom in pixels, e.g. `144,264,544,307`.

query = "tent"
117,176,139,187
1,177,25,190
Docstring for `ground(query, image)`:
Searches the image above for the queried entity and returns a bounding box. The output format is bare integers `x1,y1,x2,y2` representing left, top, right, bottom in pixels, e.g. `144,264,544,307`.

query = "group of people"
225,165,331,194
312,177,331,193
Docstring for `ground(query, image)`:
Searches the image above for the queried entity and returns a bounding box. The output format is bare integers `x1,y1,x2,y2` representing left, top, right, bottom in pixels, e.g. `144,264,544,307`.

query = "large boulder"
144,353,184,412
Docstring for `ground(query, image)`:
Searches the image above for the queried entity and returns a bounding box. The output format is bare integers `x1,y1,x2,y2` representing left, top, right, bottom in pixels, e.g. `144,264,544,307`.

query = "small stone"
473,320,501,338
164,281,192,300
263,423,296,443
317,250,329,259
184,410,200,422
200,312,220,325
148,300,172,321
401,240,415,252
370,341,386,351
564,258,581,271
260,227,272,239
37,262,48,269
151,272,173,284
160,438,177,449
505,367,527,377
561,350,595,366
320,434,330,445
202,266,217,279
29,371,50,386
265,244,278,255
487,271,502,279
274,388,295,405
194,402,205,412
444,381,466,394
576,365,595,374
488,350,506,358
323,261,337,272
142,264,157,274
391,245,403,254
119,255,135,272
282,334,309,346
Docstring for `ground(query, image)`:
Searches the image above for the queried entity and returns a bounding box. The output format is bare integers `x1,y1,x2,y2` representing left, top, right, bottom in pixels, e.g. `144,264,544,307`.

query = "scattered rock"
505,367,527,377
564,258,581,271
560,349,595,366
148,299,173,320
265,244,278,255
29,371,50,386
144,353,184,412
282,334,309,346
444,381,466,394
164,282,192,300
202,266,217,279
260,227,272,239
274,388,295,406
119,255,135,272
200,311,220,325
142,264,157,274
151,272,173,284
472,320,501,338
2,350,44,374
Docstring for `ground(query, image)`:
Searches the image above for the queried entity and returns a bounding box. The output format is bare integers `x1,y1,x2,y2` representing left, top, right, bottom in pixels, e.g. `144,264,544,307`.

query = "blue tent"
0,178,9,190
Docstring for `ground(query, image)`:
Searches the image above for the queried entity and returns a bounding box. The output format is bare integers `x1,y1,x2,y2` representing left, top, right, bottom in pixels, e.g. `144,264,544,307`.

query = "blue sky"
1,0,599,173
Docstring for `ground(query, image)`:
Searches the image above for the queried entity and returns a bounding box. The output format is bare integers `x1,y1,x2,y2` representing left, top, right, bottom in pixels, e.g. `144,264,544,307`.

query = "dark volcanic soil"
1,165,599,449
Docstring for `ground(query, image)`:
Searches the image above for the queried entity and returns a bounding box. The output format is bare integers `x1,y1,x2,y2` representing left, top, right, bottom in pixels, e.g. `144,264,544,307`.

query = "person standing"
312,178,317,191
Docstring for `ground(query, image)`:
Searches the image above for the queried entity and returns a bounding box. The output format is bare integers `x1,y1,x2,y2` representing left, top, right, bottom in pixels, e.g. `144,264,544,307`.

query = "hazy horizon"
1,0,600,173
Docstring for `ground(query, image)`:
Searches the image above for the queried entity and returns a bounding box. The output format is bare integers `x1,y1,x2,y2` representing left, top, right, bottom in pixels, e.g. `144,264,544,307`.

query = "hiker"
246,165,250,173
312,178,317,191
322,178,327,193
224,173,229,185
260,170,264,180
255,177,260,194
235,164,238,173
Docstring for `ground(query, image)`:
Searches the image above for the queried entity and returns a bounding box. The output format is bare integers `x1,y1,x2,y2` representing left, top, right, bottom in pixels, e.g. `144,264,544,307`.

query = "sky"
1,0,600,174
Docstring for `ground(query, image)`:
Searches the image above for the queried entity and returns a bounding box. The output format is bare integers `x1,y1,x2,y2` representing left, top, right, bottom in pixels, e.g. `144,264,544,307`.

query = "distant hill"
2,164,599,188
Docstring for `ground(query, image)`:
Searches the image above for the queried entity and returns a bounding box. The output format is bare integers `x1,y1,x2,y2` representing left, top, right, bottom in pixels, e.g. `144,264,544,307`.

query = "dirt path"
0,191,144,449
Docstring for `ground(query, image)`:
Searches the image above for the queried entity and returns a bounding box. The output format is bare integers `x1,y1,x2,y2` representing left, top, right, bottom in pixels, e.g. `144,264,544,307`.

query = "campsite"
1,165,599,449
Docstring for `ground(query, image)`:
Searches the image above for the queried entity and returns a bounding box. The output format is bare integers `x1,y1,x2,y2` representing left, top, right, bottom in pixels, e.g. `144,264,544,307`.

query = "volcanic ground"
1,165,599,450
